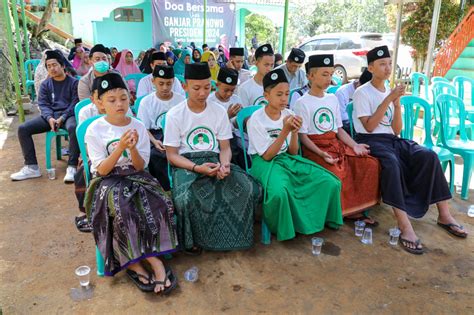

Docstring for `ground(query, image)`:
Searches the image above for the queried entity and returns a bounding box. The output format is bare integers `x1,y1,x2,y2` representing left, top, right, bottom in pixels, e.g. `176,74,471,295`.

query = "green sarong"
250,153,343,241
172,151,262,251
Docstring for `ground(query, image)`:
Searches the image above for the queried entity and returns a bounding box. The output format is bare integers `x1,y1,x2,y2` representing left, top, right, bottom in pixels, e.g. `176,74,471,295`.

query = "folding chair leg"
448,158,455,194
261,221,271,245
96,246,105,277
56,135,62,160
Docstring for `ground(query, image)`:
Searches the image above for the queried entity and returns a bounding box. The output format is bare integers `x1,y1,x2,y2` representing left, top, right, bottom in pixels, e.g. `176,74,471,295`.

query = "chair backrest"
74,99,92,122
326,85,339,94
175,75,185,84
436,94,468,146
410,72,429,99
132,95,146,114
400,96,434,147
236,105,262,172
346,102,354,138
331,75,342,87
431,76,450,84
124,73,147,88
432,81,456,122
24,59,41,80
76,115,104,186
249,65,258,76
453,75,474,105
253,96,268,106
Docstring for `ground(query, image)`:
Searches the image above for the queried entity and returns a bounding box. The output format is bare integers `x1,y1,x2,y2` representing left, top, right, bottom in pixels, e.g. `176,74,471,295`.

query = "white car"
296,32,390,83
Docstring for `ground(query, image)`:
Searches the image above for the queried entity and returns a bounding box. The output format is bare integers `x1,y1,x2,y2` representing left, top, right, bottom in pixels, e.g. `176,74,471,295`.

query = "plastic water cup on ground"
354,220,366,237
389,228,401,246
46,168,56,180
361,228,373,245
75,265,91,288
184,266,199,282
468,205,474,218
311,237,324,256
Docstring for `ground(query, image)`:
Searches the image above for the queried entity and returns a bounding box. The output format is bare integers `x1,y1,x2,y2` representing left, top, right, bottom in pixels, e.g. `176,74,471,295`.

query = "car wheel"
334,65,347,84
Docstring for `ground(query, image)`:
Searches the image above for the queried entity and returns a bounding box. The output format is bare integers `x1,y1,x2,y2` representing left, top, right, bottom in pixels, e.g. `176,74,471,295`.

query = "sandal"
183,246,202,256
151,265,178,295
344,213,379,227
75,216,93,233
126,269,156,292
437,222,468,238
399,237,424,255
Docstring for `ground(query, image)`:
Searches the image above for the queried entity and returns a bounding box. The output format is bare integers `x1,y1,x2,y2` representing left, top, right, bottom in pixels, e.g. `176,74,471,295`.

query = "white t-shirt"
136,73,185,98
78,103,132,125
163,100,233,154
137,92,185,130
238,78,265,107
247,107,294,156
238,69,253,85
294,93,342,135
85,116,150,173
335,81,356,122
352,82,394,134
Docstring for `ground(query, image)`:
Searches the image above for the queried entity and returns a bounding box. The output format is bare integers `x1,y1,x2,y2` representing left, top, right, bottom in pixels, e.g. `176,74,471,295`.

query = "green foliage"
401,0,460,63
286,0,391,50
245,13,279,49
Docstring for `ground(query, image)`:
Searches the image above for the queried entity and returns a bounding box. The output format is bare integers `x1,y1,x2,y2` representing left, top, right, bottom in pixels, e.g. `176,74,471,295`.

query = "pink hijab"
115,49,141,92
72,47,85,69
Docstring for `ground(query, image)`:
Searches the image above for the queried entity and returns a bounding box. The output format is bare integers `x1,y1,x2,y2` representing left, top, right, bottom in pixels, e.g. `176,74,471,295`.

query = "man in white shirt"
353,46,467,254
136,52,185,98
335,69,372,134
275,47,307,90
238,44,274,106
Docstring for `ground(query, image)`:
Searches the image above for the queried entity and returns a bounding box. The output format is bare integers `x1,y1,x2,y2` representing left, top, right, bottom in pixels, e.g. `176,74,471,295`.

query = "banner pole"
203,0,207,44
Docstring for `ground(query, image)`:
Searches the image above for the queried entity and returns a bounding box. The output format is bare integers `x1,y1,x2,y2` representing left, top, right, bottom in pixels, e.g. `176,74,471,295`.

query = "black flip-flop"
399,237,424,255
151,265,178,295
344,214,379,227
126,269,156,292
75,216,93,233
183,246,202,256
437,222,468,238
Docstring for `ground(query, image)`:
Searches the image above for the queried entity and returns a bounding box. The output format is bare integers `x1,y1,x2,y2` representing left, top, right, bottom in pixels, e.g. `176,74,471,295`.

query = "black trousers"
18,116,79,166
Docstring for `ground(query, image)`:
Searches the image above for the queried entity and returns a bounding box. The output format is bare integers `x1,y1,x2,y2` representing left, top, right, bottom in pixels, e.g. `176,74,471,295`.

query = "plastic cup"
75,265,91,288
311,237,324,256
354,220,366,237
468,205,474,218
361,228,373,245
184,266,199,282
389,228,401,246
46,168,56,180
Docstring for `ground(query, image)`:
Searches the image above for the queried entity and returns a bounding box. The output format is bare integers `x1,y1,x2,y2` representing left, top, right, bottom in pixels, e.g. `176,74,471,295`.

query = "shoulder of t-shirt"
207,100,227,115
231,94,242,103
248,106,265,123
325,93,339,103
172,92,186,102
142,92,155,103
87,116,106,133
131,117,147,130
165,99,186,117
353,82,372,99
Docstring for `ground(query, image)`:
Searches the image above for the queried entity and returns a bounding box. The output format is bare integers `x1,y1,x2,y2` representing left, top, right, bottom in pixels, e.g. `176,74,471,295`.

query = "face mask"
94,61,109,74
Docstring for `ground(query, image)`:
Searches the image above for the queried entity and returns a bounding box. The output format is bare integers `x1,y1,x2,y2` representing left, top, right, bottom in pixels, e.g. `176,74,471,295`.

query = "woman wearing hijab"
165,51,177,66
200,51,220,81
114,49,142,93
173,48,192,76
192,48,202,63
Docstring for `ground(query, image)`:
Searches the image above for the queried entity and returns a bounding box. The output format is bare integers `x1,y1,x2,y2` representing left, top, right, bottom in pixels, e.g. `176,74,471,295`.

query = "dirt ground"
0,111,473,314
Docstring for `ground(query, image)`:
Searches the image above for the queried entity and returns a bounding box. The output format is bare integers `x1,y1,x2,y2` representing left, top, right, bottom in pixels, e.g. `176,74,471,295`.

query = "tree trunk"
32,0,57,39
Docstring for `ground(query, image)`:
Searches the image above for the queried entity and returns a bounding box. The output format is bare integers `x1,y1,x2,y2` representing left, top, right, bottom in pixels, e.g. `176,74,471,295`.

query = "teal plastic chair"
431,76,449,84
236,105,271,245
132,95,146,115
24,59,41,101
45,128,70,169
253,97,268,106
410,72,429,99
74,99,92,122
346,102,354,138
453,76,474,107
124,73,147,89
436,94,474,200
331,75,342,87
211,80,217,90
400,96,455,193
249,65,258,76
76,115,105,276
326,85,339,94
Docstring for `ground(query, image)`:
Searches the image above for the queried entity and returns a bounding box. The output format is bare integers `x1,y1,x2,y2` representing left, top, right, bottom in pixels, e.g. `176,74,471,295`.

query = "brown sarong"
303,132,381,216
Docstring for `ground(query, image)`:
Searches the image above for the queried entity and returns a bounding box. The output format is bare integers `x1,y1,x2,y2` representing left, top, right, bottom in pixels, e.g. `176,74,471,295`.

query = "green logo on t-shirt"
106,139,128,158
313,107,335,133
380,107,393,126
268,128,288,152
186,126,216,151
155,112,167,130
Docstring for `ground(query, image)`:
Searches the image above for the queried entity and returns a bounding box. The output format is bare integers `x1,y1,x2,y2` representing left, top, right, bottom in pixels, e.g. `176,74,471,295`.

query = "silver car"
297,32,389,83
